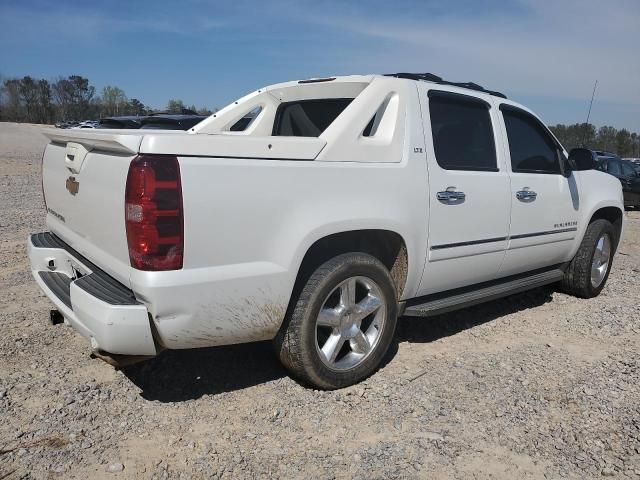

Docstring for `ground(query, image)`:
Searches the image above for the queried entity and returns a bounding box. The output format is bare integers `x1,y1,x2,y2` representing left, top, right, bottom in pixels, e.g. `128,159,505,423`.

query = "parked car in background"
56,120,98,129
595,155,640,209
595,150,618,159
627,162,640,192
97,116,144,129
140,113,207,130
76,121,99,129
55,115,206,131
96,114,207,130
55,121,80,129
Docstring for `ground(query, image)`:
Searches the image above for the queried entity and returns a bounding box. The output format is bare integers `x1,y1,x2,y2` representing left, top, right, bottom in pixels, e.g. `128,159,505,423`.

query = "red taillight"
125,155,183,270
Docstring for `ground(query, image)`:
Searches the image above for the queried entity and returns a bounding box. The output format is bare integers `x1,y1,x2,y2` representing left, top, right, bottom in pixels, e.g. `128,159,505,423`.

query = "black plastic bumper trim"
38,271,72,309
510,227,577,240
31,232,140,306
431,228,578,250
431,236,507,250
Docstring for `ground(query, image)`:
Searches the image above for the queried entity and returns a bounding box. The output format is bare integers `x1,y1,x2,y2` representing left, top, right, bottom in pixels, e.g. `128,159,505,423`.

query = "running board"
403,268,564,317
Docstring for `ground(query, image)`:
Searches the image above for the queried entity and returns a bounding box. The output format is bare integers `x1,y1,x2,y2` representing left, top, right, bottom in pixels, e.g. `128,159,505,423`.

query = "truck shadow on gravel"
123,287,555,403
122,341,285,402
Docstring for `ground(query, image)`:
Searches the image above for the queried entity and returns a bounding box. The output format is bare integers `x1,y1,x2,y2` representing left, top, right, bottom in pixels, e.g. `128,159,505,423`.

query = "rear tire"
274,253,398,389
561,219,615,298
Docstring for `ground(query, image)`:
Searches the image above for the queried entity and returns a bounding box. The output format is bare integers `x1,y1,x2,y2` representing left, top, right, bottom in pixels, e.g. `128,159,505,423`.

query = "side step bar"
403,268,564,318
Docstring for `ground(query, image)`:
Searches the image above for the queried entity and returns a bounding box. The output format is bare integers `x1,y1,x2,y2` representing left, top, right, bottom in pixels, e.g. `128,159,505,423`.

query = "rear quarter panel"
133,154,429,349
132,79,430,349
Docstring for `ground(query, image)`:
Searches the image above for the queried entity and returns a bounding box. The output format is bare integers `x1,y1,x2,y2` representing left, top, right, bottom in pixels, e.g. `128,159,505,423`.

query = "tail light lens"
125,155,183,270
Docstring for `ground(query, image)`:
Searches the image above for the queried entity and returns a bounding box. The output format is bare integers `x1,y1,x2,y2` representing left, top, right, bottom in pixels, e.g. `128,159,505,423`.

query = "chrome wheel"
315,276,387,371
590,233,611,288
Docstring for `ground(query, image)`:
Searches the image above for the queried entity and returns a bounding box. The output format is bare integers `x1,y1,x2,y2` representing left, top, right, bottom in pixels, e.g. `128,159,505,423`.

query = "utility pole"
582,80,598,146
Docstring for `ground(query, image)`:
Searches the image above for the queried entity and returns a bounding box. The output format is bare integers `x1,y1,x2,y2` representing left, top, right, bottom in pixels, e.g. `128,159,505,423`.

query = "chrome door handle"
437,187,466,203
516,188,537,201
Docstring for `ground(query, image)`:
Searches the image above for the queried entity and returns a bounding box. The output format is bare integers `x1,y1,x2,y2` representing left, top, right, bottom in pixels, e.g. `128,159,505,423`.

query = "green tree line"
2,74,639,158
549,123,640,158
0,74,214,124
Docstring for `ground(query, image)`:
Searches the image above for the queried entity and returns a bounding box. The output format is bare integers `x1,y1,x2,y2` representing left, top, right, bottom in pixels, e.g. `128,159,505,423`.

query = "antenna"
582,80,598,145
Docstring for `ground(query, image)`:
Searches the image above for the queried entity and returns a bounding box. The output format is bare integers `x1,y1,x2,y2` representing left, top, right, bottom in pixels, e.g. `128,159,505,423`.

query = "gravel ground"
0,122,639,479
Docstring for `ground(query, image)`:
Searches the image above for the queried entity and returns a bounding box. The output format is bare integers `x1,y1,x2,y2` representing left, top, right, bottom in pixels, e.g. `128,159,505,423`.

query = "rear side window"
429,92,497,171
502,108,561,174
273,98,352,137
230,106,262,132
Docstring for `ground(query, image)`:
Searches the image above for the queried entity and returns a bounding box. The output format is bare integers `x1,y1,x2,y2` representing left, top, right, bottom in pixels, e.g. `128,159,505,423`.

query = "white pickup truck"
29,73,624,389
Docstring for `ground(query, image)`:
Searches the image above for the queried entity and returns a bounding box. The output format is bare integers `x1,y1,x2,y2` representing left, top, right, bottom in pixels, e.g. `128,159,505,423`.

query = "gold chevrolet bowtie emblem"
66,176,79,195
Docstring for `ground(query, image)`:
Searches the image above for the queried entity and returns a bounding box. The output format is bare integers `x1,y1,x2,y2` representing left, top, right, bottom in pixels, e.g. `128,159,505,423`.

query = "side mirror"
568,148,596,171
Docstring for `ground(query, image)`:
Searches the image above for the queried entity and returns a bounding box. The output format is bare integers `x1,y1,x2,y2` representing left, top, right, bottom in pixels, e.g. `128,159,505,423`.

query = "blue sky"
1,0,639,130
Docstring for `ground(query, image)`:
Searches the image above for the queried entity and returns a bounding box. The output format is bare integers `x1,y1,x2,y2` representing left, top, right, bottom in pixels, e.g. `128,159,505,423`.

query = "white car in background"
73,121,98,129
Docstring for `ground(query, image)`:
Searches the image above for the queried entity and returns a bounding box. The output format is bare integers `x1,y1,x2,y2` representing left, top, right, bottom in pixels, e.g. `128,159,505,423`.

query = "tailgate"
41,129,144,287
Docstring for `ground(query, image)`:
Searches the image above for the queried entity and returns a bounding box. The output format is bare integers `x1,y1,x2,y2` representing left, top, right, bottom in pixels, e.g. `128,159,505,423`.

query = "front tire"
561,219,615,298
274,253,398,389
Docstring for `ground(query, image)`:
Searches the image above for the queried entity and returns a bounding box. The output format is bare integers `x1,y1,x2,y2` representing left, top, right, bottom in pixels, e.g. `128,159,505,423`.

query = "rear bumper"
28,233,158,356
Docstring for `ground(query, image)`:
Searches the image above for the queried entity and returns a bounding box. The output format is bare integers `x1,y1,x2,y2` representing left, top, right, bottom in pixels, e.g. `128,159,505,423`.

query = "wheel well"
589,207,623,249
293,230,408,301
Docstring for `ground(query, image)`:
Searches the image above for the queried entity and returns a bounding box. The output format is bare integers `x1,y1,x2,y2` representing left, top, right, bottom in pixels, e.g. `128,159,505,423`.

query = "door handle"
437,187,466,203
516,188,537,201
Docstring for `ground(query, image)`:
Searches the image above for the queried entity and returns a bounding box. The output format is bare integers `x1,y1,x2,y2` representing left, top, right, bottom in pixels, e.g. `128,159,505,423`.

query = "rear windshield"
272,98,353,137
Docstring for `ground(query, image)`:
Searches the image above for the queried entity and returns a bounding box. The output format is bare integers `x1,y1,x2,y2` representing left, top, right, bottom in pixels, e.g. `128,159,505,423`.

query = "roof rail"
384,72,507,99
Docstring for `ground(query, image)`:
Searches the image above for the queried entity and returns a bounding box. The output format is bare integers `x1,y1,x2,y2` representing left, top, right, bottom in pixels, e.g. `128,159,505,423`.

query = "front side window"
607,160,622,176
621,162,636,178
502,108,561,174
429,92,497,171
272,98,352,137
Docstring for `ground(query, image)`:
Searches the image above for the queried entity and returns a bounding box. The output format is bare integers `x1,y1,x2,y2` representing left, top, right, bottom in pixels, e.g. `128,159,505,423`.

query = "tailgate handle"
65,142,92,174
